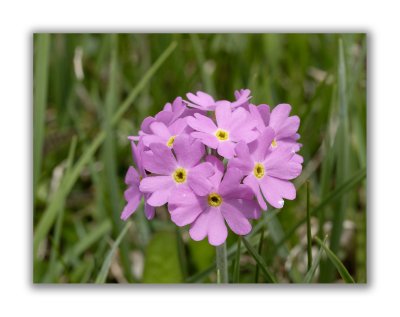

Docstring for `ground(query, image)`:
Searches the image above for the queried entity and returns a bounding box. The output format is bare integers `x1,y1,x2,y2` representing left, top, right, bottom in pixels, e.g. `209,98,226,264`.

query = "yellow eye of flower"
173,167,187,183
215,129,229,141
207,193,223,207
271,138,278,148
253,163,265,179
166,135,176,148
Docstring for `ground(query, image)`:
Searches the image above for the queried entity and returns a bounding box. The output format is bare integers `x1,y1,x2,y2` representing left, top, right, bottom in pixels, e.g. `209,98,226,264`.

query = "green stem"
216,242,228,283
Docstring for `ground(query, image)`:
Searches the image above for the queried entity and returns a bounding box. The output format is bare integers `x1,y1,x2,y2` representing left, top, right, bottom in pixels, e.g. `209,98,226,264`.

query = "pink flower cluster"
121,89,303,246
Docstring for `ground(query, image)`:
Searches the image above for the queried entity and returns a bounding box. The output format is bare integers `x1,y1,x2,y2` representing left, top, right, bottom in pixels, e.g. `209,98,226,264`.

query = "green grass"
33,33,366,283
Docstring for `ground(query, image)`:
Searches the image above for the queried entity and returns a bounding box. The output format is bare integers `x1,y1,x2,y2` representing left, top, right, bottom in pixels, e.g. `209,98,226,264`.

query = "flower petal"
168,187,205,226
259,176,296,208
144,201,155,220
249,127,275,162
125,166,140,186
276,115,300,138
191,131,218,148
120,191,142,220
269,103,292,132
186,91,215,110
215,101,232,129
217,141,236,159
147,189,172,207
205,155,224,190
187,162,214,195
207,208,228,246
187,113,217,133
142,144,177,175
220,201,252,235
173,134,205,168
243,174,267,210
139,176,174,193
150,121,171,138
227,199,261,220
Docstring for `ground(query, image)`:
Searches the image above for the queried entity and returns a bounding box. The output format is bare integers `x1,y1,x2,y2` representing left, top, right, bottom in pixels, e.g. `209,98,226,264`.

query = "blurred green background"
33,34,366,283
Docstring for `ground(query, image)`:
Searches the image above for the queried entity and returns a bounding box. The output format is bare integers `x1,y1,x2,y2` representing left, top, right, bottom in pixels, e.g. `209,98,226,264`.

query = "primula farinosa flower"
250,103,301,151
121,141,155,220
187,101,258,159
229,127,302,210
186,90,251,111
141,118,188,148
121,88,303,246
169,156,260,246
139,135,214,206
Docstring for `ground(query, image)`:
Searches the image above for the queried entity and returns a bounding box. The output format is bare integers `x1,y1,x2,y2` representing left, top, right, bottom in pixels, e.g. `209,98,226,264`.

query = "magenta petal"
229,142,253,173
228,199,261,220
189,209,209,242
121,193,142,220
249,127,275,162
217,141,236,159
187,163,214,195
259,176,296,208
187,113,217,133
125,166,140,186
144,202,155,220
187,91,215,109
147,189,171,207
191,131,218,148
243,175,267,210
276,115,300,138
139,176,174,193
219,167,242,194
215,101,232,129
173,134,205,168
220,201,252,235
207,208,228,246
143,144,177,175
169,118,188,135
150,121,171,138
269,103,292,131
205,155,225,189
142,134,166,147
168,187,205,226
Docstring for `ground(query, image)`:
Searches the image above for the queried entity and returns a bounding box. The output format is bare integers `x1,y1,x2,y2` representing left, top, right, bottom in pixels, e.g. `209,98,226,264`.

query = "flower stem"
216,242,228,283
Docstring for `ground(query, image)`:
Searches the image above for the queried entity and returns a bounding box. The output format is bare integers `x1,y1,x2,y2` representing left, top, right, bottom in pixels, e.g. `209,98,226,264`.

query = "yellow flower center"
271,138,278,148
207,193,223,207
166,135,176,148
172,167,187,183
215,129,229,141
253,163,265,179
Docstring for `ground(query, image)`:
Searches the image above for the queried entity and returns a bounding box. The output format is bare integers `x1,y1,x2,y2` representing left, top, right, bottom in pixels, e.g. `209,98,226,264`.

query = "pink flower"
139,135,214,207
187,101,258,159
229,127,302,210
232,89,252,108
141,118,189,148
185,91,216,111
121,141,155,220
168,156,260,246
250,103,301,151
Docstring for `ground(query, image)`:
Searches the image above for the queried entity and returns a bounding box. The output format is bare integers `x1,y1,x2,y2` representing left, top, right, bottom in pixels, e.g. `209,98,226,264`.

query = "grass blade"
306,181,312,271
314,236,355,283
95,221,131,283
303,236,327,283
33,33,51,191
254,230,265,283
327,37,350,281
242,237,276,283
33,41,177,257
233,237,241,283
